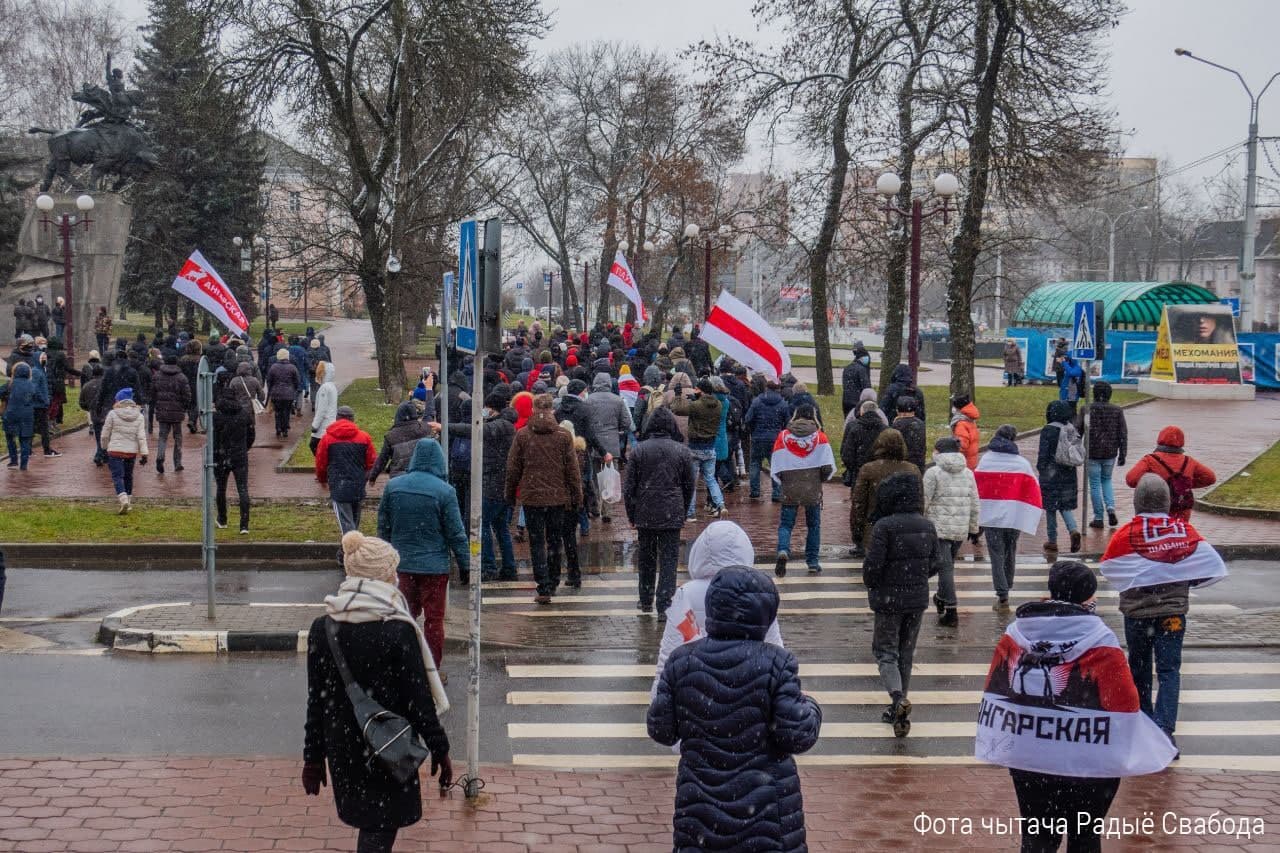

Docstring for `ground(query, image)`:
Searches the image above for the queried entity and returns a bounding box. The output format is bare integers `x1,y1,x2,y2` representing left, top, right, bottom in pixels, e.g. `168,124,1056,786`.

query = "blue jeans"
748,437,778,499
1045,508,1077,545
107,455,135,496
1125,614,1186,733
778,504,821,566
481,498,515,577
1087,459,1116,519
5,429,32,469
688,446,724,515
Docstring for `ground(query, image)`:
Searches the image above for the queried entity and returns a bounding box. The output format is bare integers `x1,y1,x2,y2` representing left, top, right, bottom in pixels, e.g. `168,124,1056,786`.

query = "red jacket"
1124,450,1215,520
315,418,376,502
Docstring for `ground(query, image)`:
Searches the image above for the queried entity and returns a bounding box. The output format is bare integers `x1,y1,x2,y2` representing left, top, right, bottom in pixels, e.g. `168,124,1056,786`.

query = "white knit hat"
341,531,400,582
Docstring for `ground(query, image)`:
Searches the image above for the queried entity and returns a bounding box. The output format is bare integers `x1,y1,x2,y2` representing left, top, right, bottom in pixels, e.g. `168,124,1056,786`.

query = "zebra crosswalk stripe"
499,603,1242,617
506,662,1280,679
507,688,1280,706
482,589,1120,605
509,754,1280,771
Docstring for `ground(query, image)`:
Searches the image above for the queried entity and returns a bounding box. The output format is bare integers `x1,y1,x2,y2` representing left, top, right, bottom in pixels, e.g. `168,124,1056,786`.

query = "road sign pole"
1081,360,1090,529
197,356,216,621
440,272,452,479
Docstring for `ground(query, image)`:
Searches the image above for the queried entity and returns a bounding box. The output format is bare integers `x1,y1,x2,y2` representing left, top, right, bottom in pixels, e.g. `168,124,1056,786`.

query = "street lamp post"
875,172,959,381
1086,206,1149,282
234,235,272,322
36,193,94,364
1175,47,1280,331
684,225,732,319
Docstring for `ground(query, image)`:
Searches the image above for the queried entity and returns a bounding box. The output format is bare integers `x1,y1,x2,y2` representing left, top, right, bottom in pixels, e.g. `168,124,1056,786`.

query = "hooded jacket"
377,438,469,574
583,372,633,457
1124,426,1215,520
556,393,608,458
651,522,784,696
1037,400,1078,511
310,363,338,438
648,568,821,853
266,358,301,402
950,402,981,470
624,407,695,530
743,388,789,443
505,410,583,508
863,472,947,614
893,413,927,472
448,406,517,499
151,363,191,424
879,364,926,424
671,389,722,445
923,451,980,541
840,356,871,414
850,429,921,546
369,401,433,482
775,417,832,506
101,399,149,458
1,368,42,433
315,418,376,503
229,361,264,415
213,394,254,469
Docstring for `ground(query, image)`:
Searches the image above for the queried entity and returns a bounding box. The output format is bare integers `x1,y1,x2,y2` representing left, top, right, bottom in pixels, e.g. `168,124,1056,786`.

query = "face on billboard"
1165,304,1241,384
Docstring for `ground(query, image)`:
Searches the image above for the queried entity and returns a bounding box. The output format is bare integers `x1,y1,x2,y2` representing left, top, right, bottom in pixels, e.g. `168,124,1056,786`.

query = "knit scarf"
323,578,450,714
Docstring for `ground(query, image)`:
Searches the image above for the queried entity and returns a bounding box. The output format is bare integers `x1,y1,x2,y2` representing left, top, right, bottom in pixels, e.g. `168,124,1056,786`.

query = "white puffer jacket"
100,400,150,458
923,451,980,541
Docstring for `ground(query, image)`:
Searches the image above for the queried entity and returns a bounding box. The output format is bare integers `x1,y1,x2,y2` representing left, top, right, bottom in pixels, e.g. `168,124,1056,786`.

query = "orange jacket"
951,402,981,470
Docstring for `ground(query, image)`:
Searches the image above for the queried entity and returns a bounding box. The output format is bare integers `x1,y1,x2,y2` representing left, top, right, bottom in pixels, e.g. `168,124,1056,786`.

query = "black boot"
939,607,958,627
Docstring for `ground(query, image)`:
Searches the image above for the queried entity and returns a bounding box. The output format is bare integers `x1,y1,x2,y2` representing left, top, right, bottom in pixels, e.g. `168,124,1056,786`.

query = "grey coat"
583,373,632,457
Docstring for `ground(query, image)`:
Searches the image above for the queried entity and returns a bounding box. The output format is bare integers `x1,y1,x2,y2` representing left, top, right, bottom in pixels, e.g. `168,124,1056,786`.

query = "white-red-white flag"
607,251,646,322
171,250,249,335
769,428,836,485
1100,515,1227,592
700,290,791,380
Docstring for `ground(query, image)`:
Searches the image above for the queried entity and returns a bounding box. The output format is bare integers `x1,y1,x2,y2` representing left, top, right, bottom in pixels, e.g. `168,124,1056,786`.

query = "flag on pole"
699,290,791,380
171,250,249,335
607,251,646,322
1100,515,1228,592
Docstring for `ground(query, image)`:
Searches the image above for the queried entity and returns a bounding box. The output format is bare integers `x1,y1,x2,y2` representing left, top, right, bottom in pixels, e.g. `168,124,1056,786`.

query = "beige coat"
100,400,150,458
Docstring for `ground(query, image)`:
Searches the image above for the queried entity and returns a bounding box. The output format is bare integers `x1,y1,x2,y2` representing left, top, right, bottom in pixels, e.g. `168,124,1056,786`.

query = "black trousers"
636,528,681,612
524,506,564,596
273,401,291,436
549,506,580,585
355,828,396,853
33,407,51,452
1010,769,1120,853
215,462,250,530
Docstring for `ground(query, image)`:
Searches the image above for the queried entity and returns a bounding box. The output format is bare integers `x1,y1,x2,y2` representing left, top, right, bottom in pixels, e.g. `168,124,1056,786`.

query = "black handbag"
324,618,430,785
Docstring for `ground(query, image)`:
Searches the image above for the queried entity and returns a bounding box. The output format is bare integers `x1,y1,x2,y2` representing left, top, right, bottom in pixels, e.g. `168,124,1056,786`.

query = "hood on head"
215,395,241,415
643,365,662,385
687,521,755,580
859,388,877,403
958,402,980,420
407,437,446,476
788,417,818,437
1157,425,1185,449
891,364,913,385
394,401,419,424
644,406,679,439
704,567,779,642
591,373,612,392
876,470,923,515
1046,400,1073,424
934,451,967,473
1134,473,1171,514
235,361,253,377
872,427,907,460
529,410,560,433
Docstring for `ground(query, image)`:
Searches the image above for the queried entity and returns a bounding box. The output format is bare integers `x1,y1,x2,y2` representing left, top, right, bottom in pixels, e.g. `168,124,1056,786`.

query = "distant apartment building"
1153,216,1280,331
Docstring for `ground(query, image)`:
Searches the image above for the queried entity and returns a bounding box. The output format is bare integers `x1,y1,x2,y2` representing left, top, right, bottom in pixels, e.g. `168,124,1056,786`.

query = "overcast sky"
112,0,1280,190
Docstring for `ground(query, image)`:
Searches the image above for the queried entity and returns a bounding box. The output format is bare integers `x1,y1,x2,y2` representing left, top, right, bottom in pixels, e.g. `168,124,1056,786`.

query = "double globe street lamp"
35,192,95,363
683,223,732,319
233,234,271,316
875,171,959,381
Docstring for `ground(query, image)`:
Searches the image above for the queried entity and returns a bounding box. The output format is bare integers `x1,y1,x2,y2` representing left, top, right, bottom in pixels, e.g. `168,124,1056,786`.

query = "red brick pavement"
1,757,1278,851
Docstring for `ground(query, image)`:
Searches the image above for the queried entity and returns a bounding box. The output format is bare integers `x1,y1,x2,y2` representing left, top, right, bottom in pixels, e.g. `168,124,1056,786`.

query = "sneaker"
1088,519,1104,530
1108,509,1119,527
774,550,788,578
215,519,227,529
939,608,958,627
117,493,129,515
993,596,1010,613
892,696,912,738
534,594,552,605
6,461,16,469
881,705,895,724
686,513,696,522
239,528,249,535
934,593,946,616
174,464,184,472
709,506,725,519
43,450,61,457
657,611,667,623
1069,530,1082,553
156,460,164,474
636,602,653,615
807,564,822,575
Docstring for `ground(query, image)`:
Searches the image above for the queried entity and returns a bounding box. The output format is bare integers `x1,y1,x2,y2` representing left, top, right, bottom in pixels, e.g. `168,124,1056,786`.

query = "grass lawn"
781,339,882,352
59,385,88,432
0,498,375,543
286,377,400,468
816,386,1148,461
1204,440,1280,511
109,314,328,344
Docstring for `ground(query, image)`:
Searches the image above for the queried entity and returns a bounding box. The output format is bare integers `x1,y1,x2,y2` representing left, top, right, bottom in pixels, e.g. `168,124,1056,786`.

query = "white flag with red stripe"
618,369,641,408
769,428,835,485
975,449,1043,535
607,251,646,322
699,290,791,380
170,250,249,335
1100,514,1227,592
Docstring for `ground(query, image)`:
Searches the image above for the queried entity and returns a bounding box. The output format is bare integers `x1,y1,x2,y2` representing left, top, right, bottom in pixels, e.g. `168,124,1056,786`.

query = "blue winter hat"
114,388,134,403
412,384,428,402
627,348,637,357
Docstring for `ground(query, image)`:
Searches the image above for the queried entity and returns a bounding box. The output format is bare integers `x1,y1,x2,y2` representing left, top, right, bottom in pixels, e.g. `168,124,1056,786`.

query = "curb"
1196,440,1280,520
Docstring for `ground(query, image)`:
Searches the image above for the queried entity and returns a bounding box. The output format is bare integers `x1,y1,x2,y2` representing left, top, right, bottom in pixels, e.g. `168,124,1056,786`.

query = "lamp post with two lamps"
1086,205,1149,283
682,224,732,320
35,193,94,363
232,235,271,321
874,172,959,381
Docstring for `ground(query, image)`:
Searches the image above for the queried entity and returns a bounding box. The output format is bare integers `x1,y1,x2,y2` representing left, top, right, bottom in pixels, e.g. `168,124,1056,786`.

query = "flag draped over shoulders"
1100,514,1228,592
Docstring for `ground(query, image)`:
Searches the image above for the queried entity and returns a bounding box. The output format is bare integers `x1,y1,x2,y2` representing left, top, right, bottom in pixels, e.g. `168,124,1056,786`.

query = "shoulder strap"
323,617,359,688
1149,454,1178,477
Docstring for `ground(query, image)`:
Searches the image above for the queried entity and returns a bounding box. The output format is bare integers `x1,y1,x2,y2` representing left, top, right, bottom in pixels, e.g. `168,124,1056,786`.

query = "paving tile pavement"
0,757,1276,852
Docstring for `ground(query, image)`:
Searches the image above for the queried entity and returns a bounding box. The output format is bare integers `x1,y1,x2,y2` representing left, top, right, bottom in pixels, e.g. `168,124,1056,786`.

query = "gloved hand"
968,531,982,545
302,761,326,795
139,456,148,466
431,753,454,793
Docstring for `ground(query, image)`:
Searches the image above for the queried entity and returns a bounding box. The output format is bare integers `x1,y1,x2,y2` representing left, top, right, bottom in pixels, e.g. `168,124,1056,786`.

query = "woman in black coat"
648,567,822,852
304,532,451,853
1038,400,1081,555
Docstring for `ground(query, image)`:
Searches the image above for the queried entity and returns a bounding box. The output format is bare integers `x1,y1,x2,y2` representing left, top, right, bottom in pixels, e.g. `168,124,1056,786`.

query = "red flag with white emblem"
171,250,249,335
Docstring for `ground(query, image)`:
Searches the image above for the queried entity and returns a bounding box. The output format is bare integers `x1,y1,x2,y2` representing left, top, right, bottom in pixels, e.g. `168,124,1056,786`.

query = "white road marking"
507,662,1280,679
502,603,1242,617
508,688,1280,706
511,754,1280,771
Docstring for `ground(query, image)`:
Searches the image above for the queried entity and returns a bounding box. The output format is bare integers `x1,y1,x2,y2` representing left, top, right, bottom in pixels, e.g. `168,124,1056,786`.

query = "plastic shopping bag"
597,461,623,504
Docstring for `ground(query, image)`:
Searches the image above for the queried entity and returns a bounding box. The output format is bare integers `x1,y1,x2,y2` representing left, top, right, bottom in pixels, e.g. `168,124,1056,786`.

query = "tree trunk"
808,86,856,397
946,0,1013,400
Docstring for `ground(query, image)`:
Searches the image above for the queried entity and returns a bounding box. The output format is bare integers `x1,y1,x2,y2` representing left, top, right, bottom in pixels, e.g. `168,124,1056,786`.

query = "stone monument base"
1137,378,1256,400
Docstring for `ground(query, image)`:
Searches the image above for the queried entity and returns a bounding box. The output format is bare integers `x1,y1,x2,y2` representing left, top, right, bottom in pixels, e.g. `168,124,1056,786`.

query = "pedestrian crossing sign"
456,220,479,354
1072,300,1096,360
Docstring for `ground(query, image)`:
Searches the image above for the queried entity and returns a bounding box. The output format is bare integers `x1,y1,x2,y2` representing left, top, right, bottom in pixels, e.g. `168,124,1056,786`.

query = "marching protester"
672,376,726,520
2,361,42,470
266,348,301,439
949,393,981,470
94,306,112,355
213,380,254,534
770,404,835,577
743,376,788,502
505,393,582,604
1039,401,1084,555
473,393,517,582
840,341,872,417
584,372,633,523
315,406,376,556
368,400,432,483
893,397,927,473
922,437,980,627
623,406,695,618
1124,425,1216,522
863,471,948,737
1101,474,1229,759
304,530,452,853
975,560,1177,853
100,388,148,513
378,438,469,668
650,521,783,696
841,397,885,491
309,361,338,455
850,429,920,555
879,363,926,425
648,567,821,852
976,424,1043,612
1077,380,1128,529
151,353,190,475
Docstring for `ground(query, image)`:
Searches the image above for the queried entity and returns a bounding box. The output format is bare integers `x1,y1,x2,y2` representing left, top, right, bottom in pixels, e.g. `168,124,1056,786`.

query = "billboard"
1151,304,1241,384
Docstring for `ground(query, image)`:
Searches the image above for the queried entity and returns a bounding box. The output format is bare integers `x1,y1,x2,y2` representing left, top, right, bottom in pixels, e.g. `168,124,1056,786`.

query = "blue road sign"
543,271,552,289
516,281,523,290
1072,300,1096,360
1221,297,1241,318
456,220,478,354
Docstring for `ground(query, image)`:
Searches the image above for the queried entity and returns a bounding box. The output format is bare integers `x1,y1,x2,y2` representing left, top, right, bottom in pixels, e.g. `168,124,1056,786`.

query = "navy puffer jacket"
648,568,822,852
